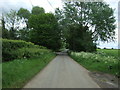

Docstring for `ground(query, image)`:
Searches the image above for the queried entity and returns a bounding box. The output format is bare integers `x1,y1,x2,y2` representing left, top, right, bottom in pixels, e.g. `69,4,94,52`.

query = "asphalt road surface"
24,54,100,88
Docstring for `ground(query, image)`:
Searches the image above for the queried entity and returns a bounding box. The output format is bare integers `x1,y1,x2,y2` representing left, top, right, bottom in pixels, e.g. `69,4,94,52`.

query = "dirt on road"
23,54,100,88
89,71,119,88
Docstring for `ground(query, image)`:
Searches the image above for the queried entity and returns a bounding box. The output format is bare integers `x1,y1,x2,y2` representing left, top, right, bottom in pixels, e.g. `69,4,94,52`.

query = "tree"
1,13,9,39
17,8,31,41
28,13,61,51
66,24,96,52
16,28,30,41
17,7,45,41
55,1,116,52
17,8,31,29
5,9,20,39
32,6,45,15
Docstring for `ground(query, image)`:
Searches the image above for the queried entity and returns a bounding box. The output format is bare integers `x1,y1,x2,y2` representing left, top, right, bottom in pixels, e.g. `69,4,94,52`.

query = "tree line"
2,1,116,52
2,6,61,51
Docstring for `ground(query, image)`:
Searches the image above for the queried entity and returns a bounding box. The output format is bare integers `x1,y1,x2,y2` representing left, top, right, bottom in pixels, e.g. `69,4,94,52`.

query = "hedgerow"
2,39,47,61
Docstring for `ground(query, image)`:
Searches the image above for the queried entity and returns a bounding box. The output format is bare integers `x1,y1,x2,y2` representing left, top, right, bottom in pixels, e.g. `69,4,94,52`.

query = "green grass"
97,49,119,59
2,52,56,88
69,50,119,76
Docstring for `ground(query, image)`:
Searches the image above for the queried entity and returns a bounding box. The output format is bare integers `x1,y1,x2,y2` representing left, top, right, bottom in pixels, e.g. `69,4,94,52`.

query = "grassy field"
69,49,119,76
97,49,119,59
2,52,56,88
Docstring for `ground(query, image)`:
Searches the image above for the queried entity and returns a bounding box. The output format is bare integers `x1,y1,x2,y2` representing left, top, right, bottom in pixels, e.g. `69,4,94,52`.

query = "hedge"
2,39,47,62
13,48,51,59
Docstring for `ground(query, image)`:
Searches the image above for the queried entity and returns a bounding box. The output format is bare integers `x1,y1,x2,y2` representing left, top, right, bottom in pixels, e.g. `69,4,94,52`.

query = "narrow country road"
23,53,100,88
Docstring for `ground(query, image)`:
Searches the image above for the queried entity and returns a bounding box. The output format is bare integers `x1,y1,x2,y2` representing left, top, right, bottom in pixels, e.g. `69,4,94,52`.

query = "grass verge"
69,51,119,76
2,52,56,88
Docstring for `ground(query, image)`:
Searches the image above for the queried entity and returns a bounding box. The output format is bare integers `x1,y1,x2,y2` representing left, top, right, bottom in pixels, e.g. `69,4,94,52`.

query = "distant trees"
55,1,116,52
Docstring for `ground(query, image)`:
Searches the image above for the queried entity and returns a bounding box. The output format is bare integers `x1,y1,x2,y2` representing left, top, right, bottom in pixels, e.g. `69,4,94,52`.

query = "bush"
13,48,51,59
2,39,47,61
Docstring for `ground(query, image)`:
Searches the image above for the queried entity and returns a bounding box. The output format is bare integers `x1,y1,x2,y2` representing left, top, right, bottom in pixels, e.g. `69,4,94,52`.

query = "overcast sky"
0,0,119,49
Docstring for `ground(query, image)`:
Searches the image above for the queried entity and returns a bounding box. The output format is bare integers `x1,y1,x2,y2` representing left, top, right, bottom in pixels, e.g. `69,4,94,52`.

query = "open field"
97,49,119,59
69,49,119,76
2,53,56,88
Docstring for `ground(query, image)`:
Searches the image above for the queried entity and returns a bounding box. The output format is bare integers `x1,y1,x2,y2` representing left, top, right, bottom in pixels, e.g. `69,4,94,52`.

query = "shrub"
2,39,47,61
13,48,51,59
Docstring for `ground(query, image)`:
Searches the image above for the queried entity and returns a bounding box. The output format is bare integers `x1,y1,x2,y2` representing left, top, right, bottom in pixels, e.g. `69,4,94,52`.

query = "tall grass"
2,52,56,88
69,51,119,76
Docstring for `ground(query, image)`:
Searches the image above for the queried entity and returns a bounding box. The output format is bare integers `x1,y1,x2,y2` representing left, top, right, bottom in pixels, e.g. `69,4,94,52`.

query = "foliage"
2,29,9,39
5,9,20,39
69,51,119,76
2,39,46,61
2,52,55,88
17,8,30,19
13,48,51,59
2,7,62,50
28,13,61,51
55,1,116,51
66,24,96,52
32,6,45,15
2,14,9,39
16,29,30,41
17,8,31,29
17,8,31,40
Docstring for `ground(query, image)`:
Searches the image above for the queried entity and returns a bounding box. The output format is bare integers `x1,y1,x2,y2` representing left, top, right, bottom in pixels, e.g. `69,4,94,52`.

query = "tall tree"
1,13,9,39
17,8,31,29
5,9,20,39
17,8,31,41
55,1,116,51
28,13,61,51
32,6,45,15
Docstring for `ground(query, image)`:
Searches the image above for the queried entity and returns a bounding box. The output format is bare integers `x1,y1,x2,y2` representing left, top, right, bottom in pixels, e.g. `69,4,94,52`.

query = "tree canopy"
55,1,116,51
2,14,9,39
2,3,116,52
17,8,30,19
17,8,31,28
4,9,20,39
28,13,61,50
32,6,45,15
